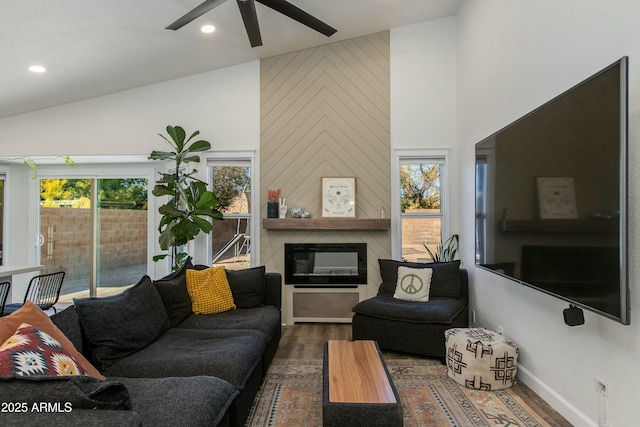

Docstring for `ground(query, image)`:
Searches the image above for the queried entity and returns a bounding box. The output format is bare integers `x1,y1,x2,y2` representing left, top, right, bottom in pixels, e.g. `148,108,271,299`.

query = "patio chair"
0,281,10,316
2,271,65,315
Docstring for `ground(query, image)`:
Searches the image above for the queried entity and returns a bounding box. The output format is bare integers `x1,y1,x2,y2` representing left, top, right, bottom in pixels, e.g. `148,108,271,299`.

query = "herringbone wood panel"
260,31,391,300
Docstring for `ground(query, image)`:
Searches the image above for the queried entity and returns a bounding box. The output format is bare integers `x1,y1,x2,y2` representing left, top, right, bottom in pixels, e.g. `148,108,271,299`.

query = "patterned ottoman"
445,327,519,391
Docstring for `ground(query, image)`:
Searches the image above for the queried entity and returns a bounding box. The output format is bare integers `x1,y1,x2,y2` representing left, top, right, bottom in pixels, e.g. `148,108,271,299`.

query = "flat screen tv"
475,57,629,325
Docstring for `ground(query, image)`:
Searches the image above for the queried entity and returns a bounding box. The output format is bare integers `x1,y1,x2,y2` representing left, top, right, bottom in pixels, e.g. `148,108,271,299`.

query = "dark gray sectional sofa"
0,264,281,427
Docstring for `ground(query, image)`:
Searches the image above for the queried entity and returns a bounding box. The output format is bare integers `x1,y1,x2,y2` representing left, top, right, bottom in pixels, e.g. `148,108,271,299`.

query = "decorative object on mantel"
279,197,287,219
290,206,302,218
321,176,356,218
290,206,311,219
267,188,280,218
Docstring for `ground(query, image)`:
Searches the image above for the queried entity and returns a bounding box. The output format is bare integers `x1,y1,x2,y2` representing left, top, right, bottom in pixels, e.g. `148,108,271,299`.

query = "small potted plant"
267,188,280,218
424,234,459,263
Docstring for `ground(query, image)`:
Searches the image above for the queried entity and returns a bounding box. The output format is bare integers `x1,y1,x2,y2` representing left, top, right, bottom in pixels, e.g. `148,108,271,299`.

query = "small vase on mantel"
267,201,279,218
267,188,281,218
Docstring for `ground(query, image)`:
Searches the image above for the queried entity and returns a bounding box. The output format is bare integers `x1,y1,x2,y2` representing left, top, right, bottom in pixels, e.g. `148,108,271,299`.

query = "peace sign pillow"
393,266,433,302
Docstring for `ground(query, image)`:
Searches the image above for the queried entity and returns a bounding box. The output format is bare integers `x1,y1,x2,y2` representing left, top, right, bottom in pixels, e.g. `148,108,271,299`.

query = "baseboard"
518,364,597,427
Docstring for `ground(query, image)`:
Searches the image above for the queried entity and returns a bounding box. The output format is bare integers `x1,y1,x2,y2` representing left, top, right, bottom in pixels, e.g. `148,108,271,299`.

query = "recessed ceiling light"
201,24,215,34
28,65,46,73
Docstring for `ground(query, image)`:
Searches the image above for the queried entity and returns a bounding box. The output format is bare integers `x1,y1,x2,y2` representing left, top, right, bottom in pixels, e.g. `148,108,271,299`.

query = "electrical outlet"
471,310,476,324
497,326,504,335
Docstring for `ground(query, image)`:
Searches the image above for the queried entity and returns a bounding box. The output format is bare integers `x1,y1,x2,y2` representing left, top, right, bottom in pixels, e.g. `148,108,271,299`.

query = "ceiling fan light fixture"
167,0,336,48
201,24,216,33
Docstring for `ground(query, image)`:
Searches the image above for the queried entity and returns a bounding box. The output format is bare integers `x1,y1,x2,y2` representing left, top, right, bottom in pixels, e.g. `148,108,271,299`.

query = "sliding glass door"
39,177,148,300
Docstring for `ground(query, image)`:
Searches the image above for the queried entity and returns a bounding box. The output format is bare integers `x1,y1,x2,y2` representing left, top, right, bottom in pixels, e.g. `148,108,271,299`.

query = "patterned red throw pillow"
0,323,88,377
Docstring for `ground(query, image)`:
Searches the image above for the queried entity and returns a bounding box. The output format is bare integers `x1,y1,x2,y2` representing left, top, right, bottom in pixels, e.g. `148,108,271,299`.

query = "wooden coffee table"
322,340,403,426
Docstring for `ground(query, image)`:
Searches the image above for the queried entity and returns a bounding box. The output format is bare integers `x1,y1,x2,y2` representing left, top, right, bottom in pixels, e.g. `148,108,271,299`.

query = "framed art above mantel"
322,176,356,218
321,177,356,218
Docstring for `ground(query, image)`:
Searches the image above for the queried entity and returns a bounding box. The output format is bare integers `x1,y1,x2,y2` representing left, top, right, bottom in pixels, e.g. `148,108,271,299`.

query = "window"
208,155,255,269
393,150,448,262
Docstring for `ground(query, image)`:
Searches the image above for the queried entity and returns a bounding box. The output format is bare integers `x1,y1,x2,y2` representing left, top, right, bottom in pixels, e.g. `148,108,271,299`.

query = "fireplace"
284,243,367,287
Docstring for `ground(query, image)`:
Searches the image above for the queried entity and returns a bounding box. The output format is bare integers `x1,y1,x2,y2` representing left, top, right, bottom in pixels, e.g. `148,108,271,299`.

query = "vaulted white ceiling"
2,0,462,119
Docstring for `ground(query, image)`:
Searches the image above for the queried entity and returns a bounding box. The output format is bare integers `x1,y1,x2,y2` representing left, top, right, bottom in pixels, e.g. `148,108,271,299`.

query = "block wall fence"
40,207,147,279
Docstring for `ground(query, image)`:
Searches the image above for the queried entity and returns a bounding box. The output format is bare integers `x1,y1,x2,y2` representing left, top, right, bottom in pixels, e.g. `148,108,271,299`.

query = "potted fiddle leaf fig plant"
149,125,223,270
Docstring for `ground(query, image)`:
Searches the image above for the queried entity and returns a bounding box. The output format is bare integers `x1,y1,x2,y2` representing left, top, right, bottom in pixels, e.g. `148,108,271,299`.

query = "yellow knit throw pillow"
185,267,236,314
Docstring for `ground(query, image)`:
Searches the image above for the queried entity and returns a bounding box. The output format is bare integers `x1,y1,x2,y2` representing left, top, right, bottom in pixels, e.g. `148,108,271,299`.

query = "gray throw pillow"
153,260,194,326
225,266,266,308
74,275,171,370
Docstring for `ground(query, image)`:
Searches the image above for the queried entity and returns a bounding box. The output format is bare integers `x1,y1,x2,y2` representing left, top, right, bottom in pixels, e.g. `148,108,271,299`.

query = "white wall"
390,17,460,244
457,1,640,426
391,17,457,150
0,61,260,156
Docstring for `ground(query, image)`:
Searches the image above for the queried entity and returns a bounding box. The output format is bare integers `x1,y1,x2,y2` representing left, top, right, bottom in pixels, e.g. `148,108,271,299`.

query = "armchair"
351,260,468,358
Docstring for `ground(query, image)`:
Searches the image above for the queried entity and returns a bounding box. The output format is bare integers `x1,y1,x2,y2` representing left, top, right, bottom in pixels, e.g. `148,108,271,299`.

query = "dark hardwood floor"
274,323,573,427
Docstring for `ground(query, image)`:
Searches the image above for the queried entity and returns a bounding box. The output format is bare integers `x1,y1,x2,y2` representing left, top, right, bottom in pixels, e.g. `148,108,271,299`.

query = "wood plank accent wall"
260,31,391,302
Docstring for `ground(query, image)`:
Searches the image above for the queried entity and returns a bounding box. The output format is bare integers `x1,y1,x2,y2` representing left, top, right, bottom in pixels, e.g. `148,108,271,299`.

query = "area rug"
246,359,552,427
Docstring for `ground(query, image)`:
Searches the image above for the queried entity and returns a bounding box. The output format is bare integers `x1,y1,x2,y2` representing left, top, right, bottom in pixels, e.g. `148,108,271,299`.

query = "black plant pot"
267,201,279,218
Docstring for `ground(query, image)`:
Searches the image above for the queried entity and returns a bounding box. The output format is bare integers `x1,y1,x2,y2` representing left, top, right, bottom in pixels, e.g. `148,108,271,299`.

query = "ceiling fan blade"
256,0,337,37
166,0,228,30
237,0,263,47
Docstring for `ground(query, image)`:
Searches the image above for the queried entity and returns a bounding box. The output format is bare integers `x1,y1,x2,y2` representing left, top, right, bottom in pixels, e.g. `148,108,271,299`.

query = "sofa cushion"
225,266,266,308
74,275,171,371
176,305,280,338
352,295,466,324
393,266,433,302
50,305,84,354
378,259,461,298
0,301,104,380
102,328,267,389
186,267,236,314
0,323,88,377
116,376,238,427
153,260,194,327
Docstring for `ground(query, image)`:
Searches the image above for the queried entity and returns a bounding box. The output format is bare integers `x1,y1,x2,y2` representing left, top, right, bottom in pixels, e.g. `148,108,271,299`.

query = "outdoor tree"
40,179,91,208
212,167,251,212
98,179,148,209
40,178,147,209
400,164,441,212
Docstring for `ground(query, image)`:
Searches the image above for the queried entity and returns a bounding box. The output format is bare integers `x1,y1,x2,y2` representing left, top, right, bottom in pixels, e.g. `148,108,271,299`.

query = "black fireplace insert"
284,243,367,287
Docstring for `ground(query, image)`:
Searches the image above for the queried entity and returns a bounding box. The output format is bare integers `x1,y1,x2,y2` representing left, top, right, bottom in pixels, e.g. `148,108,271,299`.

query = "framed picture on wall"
321,177,356,218
537,177,578,219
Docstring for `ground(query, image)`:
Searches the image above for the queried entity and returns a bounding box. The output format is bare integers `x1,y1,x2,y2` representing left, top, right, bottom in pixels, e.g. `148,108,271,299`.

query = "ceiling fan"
166,0,337,48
